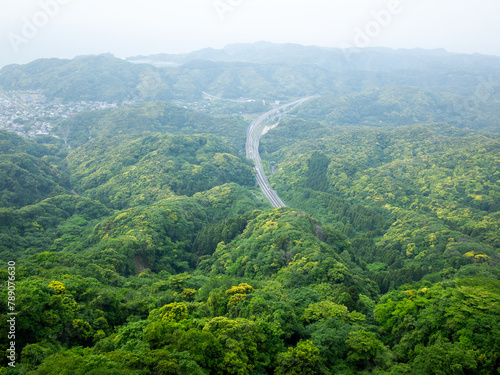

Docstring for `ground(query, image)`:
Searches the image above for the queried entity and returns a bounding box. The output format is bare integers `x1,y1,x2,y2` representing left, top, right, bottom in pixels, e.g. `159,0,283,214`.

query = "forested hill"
65,133,255,209
289,87,500,130
0,130,69,208
129,42,500,73
0,55,144,102
0,46,499,374
54,101,249,150
2,44,500,102
261,122,500,289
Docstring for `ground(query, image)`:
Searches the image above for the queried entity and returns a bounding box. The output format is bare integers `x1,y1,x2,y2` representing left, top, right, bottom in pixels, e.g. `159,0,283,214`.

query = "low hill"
261,123,500,291
0,131,68,208
129,42,500,74
54,101,249,150
65,133,255,210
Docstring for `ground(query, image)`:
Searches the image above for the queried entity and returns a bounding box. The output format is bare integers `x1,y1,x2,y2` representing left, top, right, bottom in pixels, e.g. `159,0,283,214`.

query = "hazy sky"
1,0,499,67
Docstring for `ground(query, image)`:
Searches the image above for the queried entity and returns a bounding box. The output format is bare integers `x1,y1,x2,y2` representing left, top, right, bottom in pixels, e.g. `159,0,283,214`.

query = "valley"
0,43,499,375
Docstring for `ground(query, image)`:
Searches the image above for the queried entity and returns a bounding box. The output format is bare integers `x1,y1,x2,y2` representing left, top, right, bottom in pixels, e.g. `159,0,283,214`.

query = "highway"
246,96,318,208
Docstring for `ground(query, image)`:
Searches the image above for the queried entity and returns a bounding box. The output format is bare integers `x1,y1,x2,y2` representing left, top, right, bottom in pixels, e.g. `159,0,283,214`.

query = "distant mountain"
129,41,500,74
1,43,499,103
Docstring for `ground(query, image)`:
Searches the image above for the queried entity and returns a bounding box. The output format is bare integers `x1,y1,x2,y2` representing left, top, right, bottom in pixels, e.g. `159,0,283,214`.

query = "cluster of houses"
0,89,119,138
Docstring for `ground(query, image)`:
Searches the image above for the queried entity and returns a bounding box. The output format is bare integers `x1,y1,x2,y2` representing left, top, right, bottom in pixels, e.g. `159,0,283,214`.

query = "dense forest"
289,88,500,130
0,44,499,374
54,102,249,151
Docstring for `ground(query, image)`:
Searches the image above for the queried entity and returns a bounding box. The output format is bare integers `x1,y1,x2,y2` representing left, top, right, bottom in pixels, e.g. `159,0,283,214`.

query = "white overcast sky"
1,0,499,68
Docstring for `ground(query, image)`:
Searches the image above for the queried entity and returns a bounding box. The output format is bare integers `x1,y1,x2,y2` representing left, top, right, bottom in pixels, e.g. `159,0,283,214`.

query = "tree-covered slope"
2,201,497,374
0,46,499,374
262,123,500,291
0,131,69,208
0,153,67,208
130,42,500,72
0,55,147,102
0,194,111,260
0,54,333,101
65,133,254,209
0,130,58,157
3,45,499,103
55,101,248,150
290,87,500,130
201,209,362,287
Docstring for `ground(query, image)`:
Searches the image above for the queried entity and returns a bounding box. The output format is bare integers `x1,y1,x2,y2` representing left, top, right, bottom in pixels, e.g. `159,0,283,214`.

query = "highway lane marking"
246,96,318,208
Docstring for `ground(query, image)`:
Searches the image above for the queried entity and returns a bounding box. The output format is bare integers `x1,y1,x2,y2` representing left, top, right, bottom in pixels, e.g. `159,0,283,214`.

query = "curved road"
246,96,318,208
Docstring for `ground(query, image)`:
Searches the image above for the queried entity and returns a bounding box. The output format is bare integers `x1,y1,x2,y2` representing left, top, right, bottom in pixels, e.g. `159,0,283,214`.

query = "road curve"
246,96,318,208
